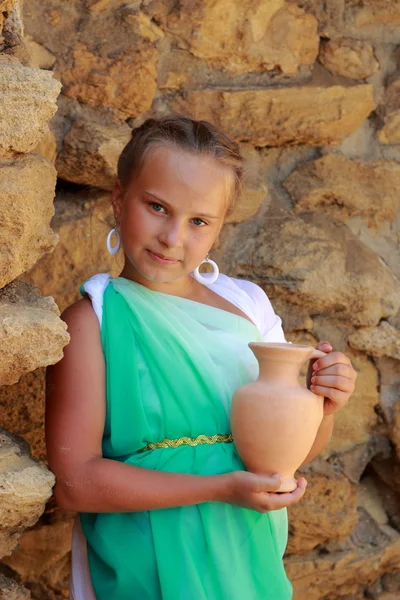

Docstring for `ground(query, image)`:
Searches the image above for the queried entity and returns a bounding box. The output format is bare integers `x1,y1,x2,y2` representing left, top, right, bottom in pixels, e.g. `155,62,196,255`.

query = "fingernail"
313,362,319,370
311,376,316,383
310,385,315,390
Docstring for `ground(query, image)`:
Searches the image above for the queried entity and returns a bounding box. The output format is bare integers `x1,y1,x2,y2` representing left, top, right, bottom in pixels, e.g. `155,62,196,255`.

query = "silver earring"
106,224,121,255
193,256,219,285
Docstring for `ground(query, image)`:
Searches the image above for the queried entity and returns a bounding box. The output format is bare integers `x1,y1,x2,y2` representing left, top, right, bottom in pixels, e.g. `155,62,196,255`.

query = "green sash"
80,277,292,599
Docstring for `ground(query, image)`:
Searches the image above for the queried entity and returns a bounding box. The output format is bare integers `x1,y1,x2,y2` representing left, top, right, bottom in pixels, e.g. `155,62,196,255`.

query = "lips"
146,249,180,264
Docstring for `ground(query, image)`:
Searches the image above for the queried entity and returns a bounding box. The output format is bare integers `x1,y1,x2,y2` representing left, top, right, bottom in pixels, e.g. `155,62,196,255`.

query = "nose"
158,219,185,249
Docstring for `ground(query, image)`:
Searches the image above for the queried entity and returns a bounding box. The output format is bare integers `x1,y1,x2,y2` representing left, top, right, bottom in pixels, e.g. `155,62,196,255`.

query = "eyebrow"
143,191,219,220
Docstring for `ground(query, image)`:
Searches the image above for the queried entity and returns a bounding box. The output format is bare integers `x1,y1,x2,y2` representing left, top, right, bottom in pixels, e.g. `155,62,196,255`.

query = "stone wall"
0,1,69,598
1,0,400,598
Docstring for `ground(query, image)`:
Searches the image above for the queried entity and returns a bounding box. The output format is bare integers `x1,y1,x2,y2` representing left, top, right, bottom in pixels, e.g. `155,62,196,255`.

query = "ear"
112,180,124,225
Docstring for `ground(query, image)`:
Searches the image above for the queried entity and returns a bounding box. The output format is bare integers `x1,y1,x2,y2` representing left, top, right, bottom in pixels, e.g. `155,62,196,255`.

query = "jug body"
230,343,325,492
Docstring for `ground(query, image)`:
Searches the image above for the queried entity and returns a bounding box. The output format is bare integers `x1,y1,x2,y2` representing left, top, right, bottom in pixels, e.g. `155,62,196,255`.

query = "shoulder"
62,298,100,340
215,274,276,317
214,274,287,342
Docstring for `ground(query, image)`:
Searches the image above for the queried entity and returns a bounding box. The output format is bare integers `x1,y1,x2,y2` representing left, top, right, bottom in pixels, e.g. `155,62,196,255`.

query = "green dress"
80,276,292,600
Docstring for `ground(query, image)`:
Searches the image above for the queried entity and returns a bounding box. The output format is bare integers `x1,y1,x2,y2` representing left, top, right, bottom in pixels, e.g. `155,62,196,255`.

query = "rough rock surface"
214,200,400,327
173,85,376,147
319,38,379,79
349,322,400,360
0,154,58,288
287,458,358,553
0,574,30,599
284,154,400,226
55,119,131,191
378,79,400,145
0,281,69,386
22,189,120,312
167,0,319,75
0,429,54,559
23,1,159,120
0,63,60,155
286,511,400,599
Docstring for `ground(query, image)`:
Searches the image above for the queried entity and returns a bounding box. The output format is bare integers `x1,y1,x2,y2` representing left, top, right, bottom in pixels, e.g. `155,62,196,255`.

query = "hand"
222,471,307,513
307,341,357,416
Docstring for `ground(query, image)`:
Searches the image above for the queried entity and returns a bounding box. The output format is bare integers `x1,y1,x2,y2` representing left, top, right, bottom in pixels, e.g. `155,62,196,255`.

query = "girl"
46,116,357,600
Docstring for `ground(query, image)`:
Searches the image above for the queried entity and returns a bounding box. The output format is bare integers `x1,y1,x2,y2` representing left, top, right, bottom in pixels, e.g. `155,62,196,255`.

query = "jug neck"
250,343,316,384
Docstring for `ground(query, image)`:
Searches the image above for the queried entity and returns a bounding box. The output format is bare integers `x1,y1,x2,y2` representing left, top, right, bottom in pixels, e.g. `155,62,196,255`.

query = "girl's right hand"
221,471,307,512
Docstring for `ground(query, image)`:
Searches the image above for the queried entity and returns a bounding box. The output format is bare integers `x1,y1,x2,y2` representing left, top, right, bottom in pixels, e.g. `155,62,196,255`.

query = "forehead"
131,145,234,213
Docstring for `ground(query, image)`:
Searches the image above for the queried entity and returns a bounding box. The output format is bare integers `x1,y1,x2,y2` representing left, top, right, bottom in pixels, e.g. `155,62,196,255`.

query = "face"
112,145,233,290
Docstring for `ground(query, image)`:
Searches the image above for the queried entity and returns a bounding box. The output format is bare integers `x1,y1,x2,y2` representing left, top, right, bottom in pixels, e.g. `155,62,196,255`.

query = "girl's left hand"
307,341,357,416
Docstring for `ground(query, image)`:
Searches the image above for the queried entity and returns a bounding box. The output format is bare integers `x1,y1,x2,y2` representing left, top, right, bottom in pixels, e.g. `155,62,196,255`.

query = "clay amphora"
231,343,327,492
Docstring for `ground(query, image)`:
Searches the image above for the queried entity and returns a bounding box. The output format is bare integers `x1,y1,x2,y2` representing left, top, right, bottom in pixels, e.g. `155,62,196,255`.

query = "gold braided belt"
138,433,233,453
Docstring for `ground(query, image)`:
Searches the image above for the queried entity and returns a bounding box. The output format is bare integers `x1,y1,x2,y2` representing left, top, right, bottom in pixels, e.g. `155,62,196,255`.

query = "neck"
119,260,197,299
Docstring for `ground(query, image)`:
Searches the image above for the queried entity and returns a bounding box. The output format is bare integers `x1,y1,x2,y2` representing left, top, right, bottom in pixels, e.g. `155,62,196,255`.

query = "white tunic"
69,273,286,600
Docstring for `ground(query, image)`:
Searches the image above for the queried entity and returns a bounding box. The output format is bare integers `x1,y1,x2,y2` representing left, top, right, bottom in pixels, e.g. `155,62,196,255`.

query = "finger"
315,341,332,352
262,478,307,510
253,473,282,493
309,385,350,405
310,375,355,393
313,363,355,378
312,351,351,371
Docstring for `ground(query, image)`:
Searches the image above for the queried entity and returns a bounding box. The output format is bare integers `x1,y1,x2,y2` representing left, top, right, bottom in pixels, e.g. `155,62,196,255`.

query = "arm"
46,299,305,514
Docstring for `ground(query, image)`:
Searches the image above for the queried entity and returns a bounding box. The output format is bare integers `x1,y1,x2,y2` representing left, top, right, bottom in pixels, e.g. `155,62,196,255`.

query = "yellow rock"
284,153,400,226
168,0,319,75
173,85,376,147
0,281,69,387
0,63,60,155
0,154,58,288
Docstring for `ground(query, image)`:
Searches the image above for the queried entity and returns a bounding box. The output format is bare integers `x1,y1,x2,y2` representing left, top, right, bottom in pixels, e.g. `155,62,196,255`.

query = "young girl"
46,116,357,600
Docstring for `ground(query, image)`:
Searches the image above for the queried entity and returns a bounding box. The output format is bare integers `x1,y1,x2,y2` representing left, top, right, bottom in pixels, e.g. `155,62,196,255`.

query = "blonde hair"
117,115,244,212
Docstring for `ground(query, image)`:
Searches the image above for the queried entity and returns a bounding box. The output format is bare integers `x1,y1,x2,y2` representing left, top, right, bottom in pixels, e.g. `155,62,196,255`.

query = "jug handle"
309,348,327,360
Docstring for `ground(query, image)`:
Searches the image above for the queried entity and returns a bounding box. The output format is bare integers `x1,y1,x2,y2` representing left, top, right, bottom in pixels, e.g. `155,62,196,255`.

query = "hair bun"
131,118,158,137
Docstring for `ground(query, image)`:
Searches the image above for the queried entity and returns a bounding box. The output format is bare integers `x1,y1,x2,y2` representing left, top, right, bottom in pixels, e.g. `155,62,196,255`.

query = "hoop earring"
106,227,121,255
193,256,219,285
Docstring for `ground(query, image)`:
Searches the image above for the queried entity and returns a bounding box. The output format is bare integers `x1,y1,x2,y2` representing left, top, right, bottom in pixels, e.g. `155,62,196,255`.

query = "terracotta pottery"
231,343,327,492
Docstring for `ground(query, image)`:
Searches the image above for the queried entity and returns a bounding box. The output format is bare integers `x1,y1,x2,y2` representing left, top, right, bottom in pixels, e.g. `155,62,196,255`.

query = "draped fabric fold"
80,277,292,600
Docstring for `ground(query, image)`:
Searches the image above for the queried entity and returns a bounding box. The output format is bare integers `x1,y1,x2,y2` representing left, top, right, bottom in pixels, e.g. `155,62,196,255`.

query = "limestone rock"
284,154,400,226
24,1,158,120
0,63,60,155
286,512,400,599
63,41,157,120
319,38,379,79
226,146,268,224
22,190,120,312
0,429,54,557
0,369,46,462
24,35,56,70
287,458,358,554
344,0,400,43
32,125,57,163
167,0,319,75
358,475,389,526
2,516,74,591
0,575,30,600
349,322,400,360
0,281,69,386
324,352,379,456
173,85,376,147
215,200,400,327
378,79,400,145
0,154,58,288
55,119,131,191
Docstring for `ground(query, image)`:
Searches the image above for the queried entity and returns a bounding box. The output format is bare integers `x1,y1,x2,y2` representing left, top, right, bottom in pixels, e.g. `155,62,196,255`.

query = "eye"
191,217,207,227
150,202,166,213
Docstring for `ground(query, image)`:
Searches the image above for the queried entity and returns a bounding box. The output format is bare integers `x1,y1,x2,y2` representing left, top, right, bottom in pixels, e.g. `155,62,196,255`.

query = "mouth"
146,249,180,265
